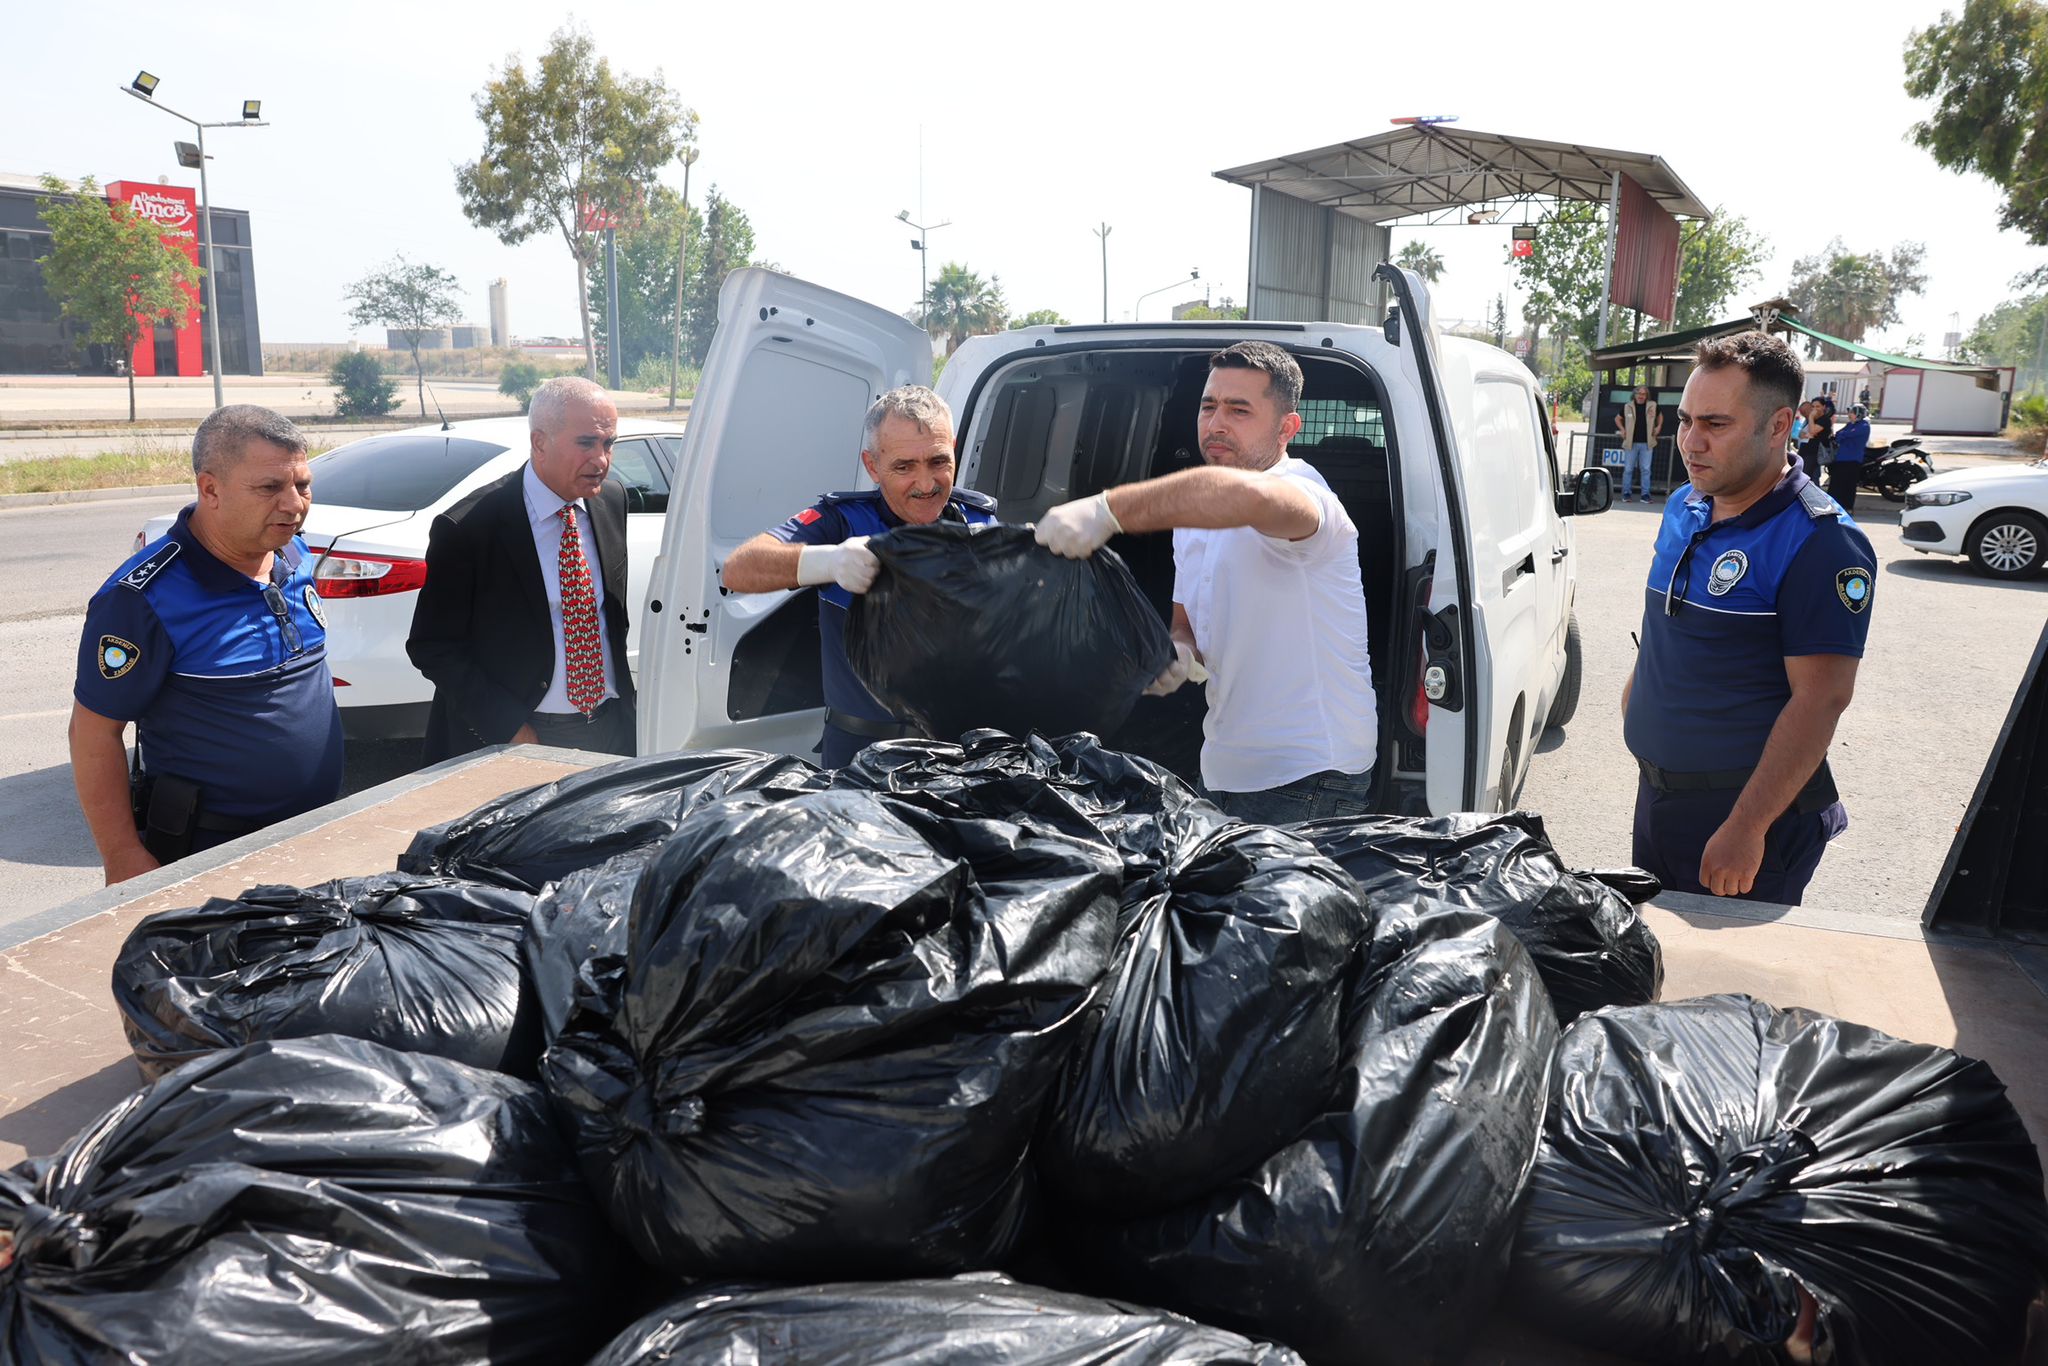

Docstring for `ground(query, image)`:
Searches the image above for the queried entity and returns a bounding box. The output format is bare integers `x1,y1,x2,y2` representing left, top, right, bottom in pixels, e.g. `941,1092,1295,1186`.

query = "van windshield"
309,435,509,511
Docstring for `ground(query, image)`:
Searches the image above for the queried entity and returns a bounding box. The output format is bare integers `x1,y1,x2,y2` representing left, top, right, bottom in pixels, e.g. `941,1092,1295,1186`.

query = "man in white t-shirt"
1035,341,1376,824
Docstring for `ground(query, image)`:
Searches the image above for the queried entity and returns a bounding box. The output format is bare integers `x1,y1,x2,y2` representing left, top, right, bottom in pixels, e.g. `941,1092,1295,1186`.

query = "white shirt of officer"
1174,458,1377,792
522,461,619,713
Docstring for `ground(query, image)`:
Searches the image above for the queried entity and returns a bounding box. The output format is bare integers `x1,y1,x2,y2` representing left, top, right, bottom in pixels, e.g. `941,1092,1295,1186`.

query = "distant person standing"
1798,394,1835,484
1613,385,1662,503
1828,404,1871,515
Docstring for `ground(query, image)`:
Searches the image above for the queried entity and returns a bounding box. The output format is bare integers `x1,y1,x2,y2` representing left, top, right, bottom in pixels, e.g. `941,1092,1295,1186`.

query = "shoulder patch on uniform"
1836,567,1873,613
1798,483,1838,520
817,490,871,505
951,488,998,511
303,584,328,628
98,634,141,679
118,541,180,592
793,507,823,525
1706,548,1749,596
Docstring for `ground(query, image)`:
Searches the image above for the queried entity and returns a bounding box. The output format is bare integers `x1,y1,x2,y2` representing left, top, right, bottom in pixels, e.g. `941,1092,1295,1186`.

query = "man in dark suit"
408,376,637,762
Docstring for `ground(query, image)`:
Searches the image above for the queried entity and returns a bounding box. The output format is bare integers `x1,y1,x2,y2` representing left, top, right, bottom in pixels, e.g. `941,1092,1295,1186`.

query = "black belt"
824,708,922,741
530,698,622,726
1638,759,1839,815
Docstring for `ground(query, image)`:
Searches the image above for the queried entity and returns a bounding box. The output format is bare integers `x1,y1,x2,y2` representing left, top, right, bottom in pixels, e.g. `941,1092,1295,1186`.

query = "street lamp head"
1191,268,1200,280
175,141,204,169
681,145,700,167
896,209,910,222
131,71,159,98
241,99,261,121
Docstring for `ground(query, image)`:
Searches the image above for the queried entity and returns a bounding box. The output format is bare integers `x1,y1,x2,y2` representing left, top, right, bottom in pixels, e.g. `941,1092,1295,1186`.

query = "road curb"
0,483,189,510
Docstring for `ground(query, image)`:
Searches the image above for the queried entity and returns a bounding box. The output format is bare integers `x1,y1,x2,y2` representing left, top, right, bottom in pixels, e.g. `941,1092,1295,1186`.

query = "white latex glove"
795,537,879,593
1034,492,1123,559
1144,641,1197,697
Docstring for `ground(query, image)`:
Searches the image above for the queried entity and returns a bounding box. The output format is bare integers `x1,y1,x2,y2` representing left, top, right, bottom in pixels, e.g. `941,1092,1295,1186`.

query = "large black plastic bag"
1071,899,1559,1366
1043,824,1368,1214
0,1035,632,1365
847,522,1174,742
539,789,1121,1280
1293,810,1663,1022
1508,994,2048,1365
837,730,1229,898
589,1275,1307,1365
111,873,541,1080
400,747,828,892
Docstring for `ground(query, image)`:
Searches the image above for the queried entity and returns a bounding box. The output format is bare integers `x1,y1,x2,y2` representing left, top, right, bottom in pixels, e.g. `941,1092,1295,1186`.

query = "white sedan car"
137,415,684,739
1898,457,2048,579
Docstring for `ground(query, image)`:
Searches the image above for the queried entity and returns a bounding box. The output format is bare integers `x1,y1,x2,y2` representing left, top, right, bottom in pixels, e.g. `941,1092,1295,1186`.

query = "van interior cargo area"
722,344,1410,798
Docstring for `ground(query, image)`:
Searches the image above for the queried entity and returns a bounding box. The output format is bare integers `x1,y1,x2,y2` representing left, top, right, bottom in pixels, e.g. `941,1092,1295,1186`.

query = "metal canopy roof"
1213,126,1711,226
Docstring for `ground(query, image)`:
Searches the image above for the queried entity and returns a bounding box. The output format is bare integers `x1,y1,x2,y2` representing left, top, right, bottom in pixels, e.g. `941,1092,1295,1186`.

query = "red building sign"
104,181,203,378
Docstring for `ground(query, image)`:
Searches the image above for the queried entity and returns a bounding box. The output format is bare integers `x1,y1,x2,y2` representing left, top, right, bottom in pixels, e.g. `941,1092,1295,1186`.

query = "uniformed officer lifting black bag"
1040,823,1369,1216
399,748,829,893
533,788,1120,1281
586,1275,1307,1366
846,522,1174,744
1066,898,1559,1366
1291,810,1664,1023
111,873,543,1081
0,1036,634,1365
1508,994,2048,1366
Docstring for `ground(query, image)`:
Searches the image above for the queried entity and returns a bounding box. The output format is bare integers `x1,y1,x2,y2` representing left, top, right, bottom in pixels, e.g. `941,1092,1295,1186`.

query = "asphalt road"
3,460,2043,940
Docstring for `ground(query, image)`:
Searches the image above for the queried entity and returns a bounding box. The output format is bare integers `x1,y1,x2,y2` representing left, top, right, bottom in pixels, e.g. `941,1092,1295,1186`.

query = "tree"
1394,240,1445,284
1674,210,1770,329
1784,239,1929,356
329,351,399,418
34,174,203,422
499,359,544,412
1175,299,1248,320
681,187,765,366
587,183,700,380
1508,203,1616,351
1489,294,1509,348
1009,308,1068,329
456,22,696,379
923,262,1007,356
1959,290,2048,392
1904,0,2048,244
344,255,464,417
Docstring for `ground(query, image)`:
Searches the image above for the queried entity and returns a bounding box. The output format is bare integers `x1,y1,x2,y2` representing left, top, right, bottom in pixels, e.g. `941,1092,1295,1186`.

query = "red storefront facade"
104,180,204,378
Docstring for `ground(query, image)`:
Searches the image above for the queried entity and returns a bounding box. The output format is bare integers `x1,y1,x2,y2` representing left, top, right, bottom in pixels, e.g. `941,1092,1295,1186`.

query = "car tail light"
316,553,428,598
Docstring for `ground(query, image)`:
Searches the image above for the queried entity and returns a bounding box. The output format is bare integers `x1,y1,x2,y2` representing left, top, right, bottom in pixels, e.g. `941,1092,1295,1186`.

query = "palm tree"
1395,240,1445,284
924,263,1009,355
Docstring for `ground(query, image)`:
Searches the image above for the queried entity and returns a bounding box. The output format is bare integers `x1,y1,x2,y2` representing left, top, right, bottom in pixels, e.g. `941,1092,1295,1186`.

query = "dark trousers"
1206,768,1377,825
526,697,635,756
1799,440,1825,485
1630,777,1845,906
820,723,865,770
1830,461,1861,514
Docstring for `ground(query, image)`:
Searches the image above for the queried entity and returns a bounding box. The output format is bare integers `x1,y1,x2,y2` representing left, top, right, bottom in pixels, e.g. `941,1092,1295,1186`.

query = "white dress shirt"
522,462,619,714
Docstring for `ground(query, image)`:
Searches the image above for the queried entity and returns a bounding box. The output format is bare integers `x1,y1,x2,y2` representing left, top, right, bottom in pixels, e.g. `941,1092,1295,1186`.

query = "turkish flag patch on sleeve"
794,507,822,525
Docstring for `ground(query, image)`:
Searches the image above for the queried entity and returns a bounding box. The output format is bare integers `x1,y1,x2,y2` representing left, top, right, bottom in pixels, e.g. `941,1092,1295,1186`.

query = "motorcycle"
1862,436,1936,502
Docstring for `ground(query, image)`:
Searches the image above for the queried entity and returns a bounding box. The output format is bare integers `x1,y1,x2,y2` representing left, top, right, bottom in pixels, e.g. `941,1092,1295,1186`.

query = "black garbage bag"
588,1274,1307,1365
0,1035,633,1366
1292,810,1663,1022
1042,824,1369,1215
837,730,1229,899
538,789,1121,1281
399,747,828,892
111,873,542,1081
1070,899,1559,1366
846,522,1174,743
1508,994,2048,1366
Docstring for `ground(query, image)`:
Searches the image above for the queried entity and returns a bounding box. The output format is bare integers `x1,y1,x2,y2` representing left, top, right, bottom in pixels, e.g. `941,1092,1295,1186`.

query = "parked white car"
640,267,1611,815
136,415,684,739
1898,459,2048,579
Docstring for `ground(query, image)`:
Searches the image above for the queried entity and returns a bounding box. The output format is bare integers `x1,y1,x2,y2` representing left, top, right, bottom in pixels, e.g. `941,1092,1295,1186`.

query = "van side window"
1472,381,1546,547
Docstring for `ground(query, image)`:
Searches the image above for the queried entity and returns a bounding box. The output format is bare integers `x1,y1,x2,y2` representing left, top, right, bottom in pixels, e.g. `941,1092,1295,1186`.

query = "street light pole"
895,210,950,331
1133,268,1199,323
669,146,698,412
1093,224,1112,323
120,78,265,411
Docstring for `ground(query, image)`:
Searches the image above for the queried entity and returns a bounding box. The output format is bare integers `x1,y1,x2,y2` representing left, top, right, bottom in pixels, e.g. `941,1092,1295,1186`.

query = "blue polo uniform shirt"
74,506,344,825
767,488,996,761
1831,417,1871,465
1626,466,1875,775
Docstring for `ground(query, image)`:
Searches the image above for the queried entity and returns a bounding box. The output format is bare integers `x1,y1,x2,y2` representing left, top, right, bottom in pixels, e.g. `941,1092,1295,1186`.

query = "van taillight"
316,553,429,598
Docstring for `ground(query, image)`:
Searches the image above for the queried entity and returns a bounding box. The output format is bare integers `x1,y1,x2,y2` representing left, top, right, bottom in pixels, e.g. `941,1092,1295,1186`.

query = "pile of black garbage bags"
8,733,2046,1365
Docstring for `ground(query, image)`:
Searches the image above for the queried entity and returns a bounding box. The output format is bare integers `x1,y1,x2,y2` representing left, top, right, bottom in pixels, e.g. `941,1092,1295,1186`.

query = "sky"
9,0,2042,357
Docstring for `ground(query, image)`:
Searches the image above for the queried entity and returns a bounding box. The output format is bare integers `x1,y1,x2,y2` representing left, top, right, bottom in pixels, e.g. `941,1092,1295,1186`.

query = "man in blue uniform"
721,385,994,767
1827,402,1871,514
69,405,343,884
1624,333,1875,905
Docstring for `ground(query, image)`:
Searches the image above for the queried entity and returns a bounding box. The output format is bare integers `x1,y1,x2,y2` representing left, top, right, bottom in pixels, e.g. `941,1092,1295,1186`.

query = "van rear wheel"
1546,612,1583,730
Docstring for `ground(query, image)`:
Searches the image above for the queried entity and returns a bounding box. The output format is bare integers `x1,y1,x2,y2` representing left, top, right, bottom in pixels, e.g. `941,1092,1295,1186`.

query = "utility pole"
669,145,698,412
604,224,622,390
1094,223,1112,323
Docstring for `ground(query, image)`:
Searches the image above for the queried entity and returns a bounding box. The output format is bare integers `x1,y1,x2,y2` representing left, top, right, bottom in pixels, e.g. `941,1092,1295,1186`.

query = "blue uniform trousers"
1630,776,1846,906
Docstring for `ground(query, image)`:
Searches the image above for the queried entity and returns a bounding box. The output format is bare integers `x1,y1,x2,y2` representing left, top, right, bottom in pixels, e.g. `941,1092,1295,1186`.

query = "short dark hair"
1692,331,1803,420
191,404,308,478
1208,340,1302,414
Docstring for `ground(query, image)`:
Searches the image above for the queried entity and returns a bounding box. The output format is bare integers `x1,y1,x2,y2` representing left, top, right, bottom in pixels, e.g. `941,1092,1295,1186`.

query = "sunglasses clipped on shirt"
1664,532,1711,618
261,582,306,656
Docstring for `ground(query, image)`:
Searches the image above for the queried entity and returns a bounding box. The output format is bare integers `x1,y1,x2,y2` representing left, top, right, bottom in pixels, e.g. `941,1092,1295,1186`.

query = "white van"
640,267,1611,815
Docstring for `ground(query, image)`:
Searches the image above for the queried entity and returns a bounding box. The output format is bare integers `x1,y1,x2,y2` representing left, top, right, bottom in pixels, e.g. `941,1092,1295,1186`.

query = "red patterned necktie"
556,505,604,715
